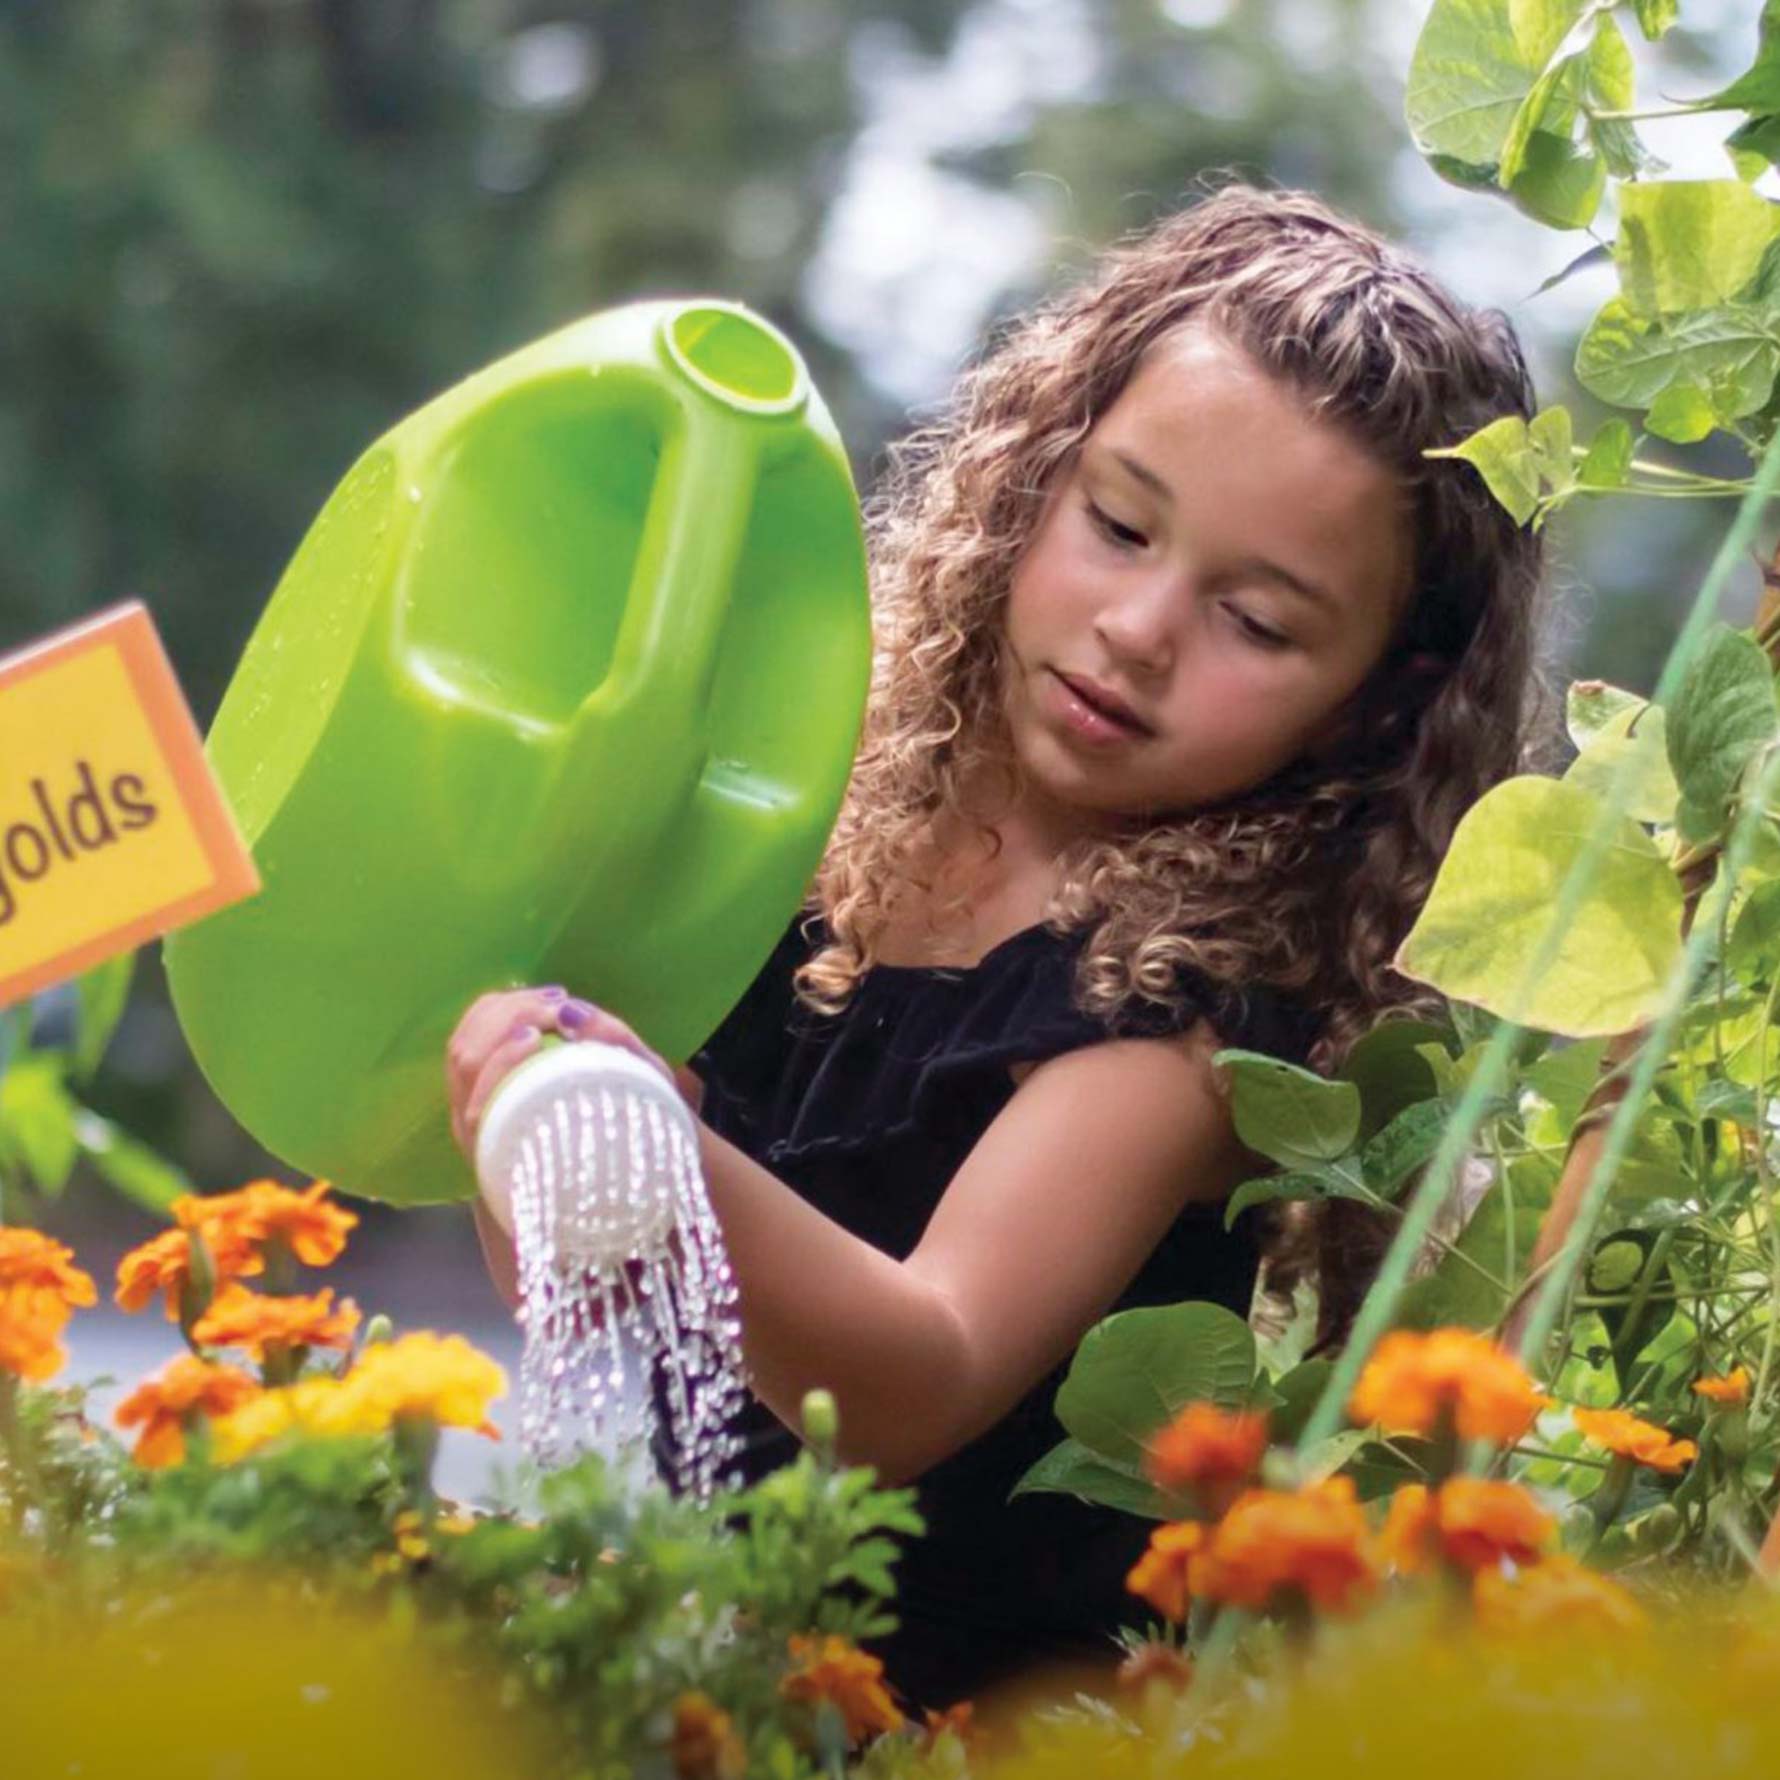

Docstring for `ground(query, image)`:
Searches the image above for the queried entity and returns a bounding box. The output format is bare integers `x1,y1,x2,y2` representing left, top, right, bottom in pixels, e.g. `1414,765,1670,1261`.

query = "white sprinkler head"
475,1039,692,1272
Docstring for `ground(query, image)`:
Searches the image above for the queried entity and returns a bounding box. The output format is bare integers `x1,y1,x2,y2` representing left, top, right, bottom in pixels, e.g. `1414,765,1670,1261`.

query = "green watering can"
165,299,871,1207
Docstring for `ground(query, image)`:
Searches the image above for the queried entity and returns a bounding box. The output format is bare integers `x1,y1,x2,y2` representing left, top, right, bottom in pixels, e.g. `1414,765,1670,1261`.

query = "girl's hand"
444,987,704,1162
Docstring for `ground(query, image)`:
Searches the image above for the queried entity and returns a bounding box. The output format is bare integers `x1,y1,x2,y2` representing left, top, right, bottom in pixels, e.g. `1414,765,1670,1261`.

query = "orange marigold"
114,1224,263,1319
176,1179,357,1267
671,1690,746,1780
1472,1553,1647,1636
191,1283,361,1361
1434,1478,1555,1572
780,1633,903,1744
1377,1483,1439,1576
1196,1477,1378,1615
1349,1328,1546,1445
1572,1407,1697,1473
114,1354,261,1467
0,1288,70,1383
0,1228,97,1312
1144,1402,1269,1513
1126,1520,1209,1623
1693,1368,1751,1406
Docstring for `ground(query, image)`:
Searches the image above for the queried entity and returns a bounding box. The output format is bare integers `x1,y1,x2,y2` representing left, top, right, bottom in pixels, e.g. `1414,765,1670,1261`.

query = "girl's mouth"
1048,670,1150,744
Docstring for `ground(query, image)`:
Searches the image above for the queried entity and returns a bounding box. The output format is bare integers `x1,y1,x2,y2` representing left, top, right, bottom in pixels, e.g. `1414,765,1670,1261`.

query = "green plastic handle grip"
165,300,871,1206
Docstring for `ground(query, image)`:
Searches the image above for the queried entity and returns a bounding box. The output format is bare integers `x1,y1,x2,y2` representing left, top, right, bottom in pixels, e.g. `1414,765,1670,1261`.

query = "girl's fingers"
455,1023,545,1158
553,1000,677,1089
445,986,566,1100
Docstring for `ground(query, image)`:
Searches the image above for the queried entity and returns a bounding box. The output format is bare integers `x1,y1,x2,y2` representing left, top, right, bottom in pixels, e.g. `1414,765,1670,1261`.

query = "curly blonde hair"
797,178,1558,1077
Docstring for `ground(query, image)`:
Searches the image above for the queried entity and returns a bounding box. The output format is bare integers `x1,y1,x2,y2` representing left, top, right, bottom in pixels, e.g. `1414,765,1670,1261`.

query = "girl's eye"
1227,607,1291,651
1085,500,1147,550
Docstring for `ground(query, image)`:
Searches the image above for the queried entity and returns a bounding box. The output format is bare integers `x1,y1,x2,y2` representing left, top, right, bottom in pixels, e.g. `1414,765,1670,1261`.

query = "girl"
446,180,1553,1708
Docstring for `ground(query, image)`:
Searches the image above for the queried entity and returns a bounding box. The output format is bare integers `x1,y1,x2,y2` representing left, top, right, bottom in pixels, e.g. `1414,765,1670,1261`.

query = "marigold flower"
671,1690,747,1780
332,1332,505,1438
176,1179,357,1268
0,1288,71,1382
0,1228,97,1312
114,1355,261,1468
1572,1407,1697,1474
1144,1402,1269,1513
1349,1328,1546,1445
209,1376,354,1463
114,1224,263,1319
1434,1478,1555,1572
190,1283,361,1362
1377,1483,1439,1576
1472,1553,1647,1636
919,1702,976,1749
780,1633,903,1744
1125,1520,1210,1623
1693,1368,1751,1407
1196,1477,1378,1615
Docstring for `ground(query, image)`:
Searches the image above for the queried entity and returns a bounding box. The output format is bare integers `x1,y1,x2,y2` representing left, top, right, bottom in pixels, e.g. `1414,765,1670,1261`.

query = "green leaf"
1360,1099,1452,1200
1425,414,1540,522
0,1054,79,1196
1706,0,1780,113
74,1110,191,1215
1615,180,1780,320
1526,404,1575,491
1397,1180,1532,1331
1563,698,1680,824
1644,383,1719,443
1339,1018,1450,1140
1053,1302,1257,1471
1577,418,1634,488
1395,775,1685,1037
1567,679,1643,750
1575,298,1780,420
1010,1437,1170,1518
1728,877,1780,980
1665,624,1779,831
1225,1163,1368,1228
1631,0,1677,41
1524,1035,1610,1128
1727,114,1780,182
72,950,135,1082
1509,128,1607,230
1214,1048,1361,1170
1267,1359,1334,1444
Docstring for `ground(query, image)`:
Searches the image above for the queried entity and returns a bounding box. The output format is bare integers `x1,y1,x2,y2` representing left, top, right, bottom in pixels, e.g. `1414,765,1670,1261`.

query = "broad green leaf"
1563,699,1679,824
1268,1358,1334,1444
1526,404,1575,490
1575,298,1780,419
1615,181,1780,319
1577,418,1634,488
73,949,135,1082
1424,413,1540,522
1644,383,1718,443
1360,1098,1453,1199
1706,0,1780,113
1397,1180,1534,1331
73,1110,191,1215
1395,775,1684,1037
1339,1017,1450,1139
1524,1035,1610,1129
1010,1437,1169,1518
1053,1302,1257,1471
0,1054,79,1196
1665,624,1779,829
1728,114,1780,182
1509,128,1607,229
1567,679,1643,750
1631,0,1677,41
1214,1048,1361,1169
1225,1163,1369,1228
1728,877,1780,980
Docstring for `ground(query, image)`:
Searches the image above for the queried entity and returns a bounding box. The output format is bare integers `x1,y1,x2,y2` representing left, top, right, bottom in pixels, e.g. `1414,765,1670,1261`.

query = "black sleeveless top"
689,912,1321,1711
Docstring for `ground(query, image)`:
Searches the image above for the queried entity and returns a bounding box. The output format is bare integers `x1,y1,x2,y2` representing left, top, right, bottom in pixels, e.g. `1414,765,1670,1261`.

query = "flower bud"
801,1388,839,1451
362,1313,395,1347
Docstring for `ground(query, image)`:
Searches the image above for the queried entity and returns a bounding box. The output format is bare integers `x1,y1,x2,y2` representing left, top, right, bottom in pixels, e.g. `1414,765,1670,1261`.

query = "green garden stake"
165,300,871,1207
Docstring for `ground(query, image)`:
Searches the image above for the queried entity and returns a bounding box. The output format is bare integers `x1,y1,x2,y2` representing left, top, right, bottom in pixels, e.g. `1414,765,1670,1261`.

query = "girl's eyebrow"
1104,448,1340,617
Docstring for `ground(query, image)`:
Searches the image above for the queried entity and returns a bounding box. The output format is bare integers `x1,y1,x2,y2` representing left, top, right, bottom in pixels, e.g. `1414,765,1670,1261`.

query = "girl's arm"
694,1021,1249,1483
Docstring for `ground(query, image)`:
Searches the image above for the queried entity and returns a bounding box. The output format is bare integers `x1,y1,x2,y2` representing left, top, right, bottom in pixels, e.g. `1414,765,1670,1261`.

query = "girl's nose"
1092,583,1176,677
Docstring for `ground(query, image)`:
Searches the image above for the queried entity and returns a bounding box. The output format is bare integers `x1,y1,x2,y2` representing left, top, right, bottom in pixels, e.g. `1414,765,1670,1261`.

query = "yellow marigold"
671,1690,747,1780
1126,1520,1210,1624
1197,1477,1378,1615
0,1228,97,1313
1472,1553,1647,1636
333,1332,505,1437
0,1287,70,1383
114,1355,261,1468
1572,1407,1697,1474
208,1376,354,1464
176,1179,357,1268
1144,1402,1269,1513
780,1633,903,1744
1349,1328,1546,1445
114,1224,263,1319
1693,1368,1751,1406
190,1283,360,1361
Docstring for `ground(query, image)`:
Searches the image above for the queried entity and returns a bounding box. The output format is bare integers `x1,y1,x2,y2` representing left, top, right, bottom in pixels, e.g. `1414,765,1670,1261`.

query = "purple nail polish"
558,999,596,1031
538,985,568,1000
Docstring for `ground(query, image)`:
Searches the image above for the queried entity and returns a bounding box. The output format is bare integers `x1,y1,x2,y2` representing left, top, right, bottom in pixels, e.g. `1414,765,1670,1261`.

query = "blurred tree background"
0,0,1767,1280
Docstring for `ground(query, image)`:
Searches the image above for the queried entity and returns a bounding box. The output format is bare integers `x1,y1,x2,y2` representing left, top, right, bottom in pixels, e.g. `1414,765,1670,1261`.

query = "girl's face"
998,321,1415,833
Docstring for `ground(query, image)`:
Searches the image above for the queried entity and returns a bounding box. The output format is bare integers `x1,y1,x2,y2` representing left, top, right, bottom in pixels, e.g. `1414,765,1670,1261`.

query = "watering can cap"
658,300,809,418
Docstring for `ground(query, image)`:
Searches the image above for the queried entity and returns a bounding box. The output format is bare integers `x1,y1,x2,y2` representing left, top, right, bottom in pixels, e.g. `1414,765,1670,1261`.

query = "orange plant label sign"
0,602,259,1007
